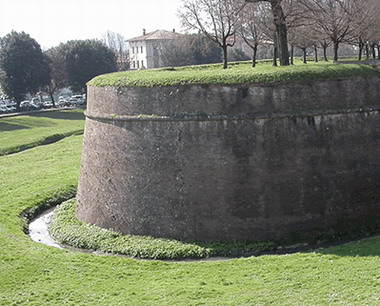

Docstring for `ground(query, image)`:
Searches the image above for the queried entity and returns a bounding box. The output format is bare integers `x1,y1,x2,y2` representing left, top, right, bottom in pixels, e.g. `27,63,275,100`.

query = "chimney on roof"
143,29,146,35
173,28,175,33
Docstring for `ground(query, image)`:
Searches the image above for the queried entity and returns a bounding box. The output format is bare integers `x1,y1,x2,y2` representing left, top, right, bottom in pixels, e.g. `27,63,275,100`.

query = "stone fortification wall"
77,77,380,242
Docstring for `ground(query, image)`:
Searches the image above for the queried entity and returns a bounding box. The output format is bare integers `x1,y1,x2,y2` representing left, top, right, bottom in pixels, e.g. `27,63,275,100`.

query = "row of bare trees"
179,0,380,68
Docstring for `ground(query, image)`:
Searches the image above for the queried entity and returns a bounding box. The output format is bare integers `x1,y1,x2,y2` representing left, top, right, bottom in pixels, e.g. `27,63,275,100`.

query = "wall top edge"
85,107,380,122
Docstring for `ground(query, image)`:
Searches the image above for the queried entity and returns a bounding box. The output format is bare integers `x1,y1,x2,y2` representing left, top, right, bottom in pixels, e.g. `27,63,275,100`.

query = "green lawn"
0,109,379,304
0,109,84,156
88,60,380,88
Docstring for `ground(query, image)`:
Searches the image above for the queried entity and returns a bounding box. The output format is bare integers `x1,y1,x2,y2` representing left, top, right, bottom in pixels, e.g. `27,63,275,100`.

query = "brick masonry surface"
76,77,380,242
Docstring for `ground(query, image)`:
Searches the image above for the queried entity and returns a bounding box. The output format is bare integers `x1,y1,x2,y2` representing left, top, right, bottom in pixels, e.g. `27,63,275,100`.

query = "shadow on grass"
0,129,83,156
0,121,30,132
313,235,380,257
31,110,85,121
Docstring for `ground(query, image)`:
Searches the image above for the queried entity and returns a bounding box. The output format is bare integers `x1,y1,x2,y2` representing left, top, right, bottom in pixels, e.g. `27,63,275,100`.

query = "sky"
0,0,184,50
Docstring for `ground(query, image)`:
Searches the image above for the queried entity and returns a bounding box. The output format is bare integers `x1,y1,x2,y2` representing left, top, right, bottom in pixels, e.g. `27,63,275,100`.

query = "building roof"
127,29,183,42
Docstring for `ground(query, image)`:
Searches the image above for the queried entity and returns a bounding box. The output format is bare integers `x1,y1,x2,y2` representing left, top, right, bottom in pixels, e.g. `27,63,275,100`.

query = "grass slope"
88,61,380,88
50,199,276,259
0,104,379,304
0,109,84,156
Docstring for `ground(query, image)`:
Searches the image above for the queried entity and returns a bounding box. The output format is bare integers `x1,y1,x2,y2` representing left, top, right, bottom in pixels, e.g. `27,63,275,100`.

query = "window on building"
141,46,143,53
136,47,139,53
132,61,135,69
141,60,144,68
137,61,140,68
132,47,134,54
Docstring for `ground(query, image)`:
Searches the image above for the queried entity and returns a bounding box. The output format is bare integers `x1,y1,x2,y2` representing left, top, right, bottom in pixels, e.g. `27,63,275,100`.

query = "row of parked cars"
0,95,86,114
58,95,86,107
0,105,16,113
18,101,52,111
0,100,17,114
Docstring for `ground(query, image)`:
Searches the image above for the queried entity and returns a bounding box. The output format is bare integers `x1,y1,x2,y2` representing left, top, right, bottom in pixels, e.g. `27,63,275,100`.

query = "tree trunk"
377,45,380,60
50,93,56,107
302,48,307,64
333,41,339,62
252,45,257,68
314,45,318,62
290,45,294,65
273,44,278,66
371,44,376,59
16,101,21,112
322,45,328,61
365,44,369,59
270,1,290,66
222,45,228,69
47,85,56,107
358,43,364,61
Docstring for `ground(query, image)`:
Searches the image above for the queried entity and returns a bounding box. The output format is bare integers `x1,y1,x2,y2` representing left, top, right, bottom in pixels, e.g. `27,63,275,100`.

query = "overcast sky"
0,0,183,50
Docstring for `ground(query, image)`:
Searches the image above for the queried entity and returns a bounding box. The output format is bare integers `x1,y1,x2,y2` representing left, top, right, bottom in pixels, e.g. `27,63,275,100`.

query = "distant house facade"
127,29,183,69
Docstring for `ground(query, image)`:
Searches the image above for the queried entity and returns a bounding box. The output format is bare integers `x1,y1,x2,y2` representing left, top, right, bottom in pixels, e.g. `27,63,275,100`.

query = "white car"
0,105,9,113
20,101,31,109
43,101,54,108
6,105,16,112
71,95,85,105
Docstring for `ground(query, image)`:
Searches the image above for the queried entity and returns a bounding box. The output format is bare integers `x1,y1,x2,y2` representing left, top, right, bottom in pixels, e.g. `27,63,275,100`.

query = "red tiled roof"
127,29,183,42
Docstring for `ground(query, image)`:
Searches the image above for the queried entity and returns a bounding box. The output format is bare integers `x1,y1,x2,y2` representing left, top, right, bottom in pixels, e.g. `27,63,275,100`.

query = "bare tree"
156,33,224,68
246,0,290,66
241,3,279,66
102,31,129,71
345,0,380,61
283,0,314,64
237,2,268,67
299,0,364,62
179,0,245,69
319,38,331,61
291,25,315,64
160,38,194,67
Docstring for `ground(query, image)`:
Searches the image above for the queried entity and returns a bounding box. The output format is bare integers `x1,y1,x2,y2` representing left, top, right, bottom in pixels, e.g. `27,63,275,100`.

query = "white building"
127,29,183,69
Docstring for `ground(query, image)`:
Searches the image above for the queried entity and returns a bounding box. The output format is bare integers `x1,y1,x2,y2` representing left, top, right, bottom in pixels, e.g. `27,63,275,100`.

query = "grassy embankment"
0,109,84,156
88,60,380,87
49,199,276,259
0,62,380,304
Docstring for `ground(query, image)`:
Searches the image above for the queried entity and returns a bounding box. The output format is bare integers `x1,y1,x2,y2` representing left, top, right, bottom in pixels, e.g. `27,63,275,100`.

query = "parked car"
30,98,43,109
43,101,54,108
71,95,86,105
68,97,78,105
20,101,32,111
72,95,84,100
5,105,16,112
30,102,43,110
58,100,71,107
59,95,70,102
4,101,16,109
31,97,41,104
0,105,9,113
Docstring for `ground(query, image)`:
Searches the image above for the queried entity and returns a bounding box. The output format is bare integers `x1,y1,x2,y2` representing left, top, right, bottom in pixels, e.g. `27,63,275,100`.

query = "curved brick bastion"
77,76,380,242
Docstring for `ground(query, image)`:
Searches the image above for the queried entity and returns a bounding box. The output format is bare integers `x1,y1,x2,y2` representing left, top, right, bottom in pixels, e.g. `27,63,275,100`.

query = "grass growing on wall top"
87,60,380,88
